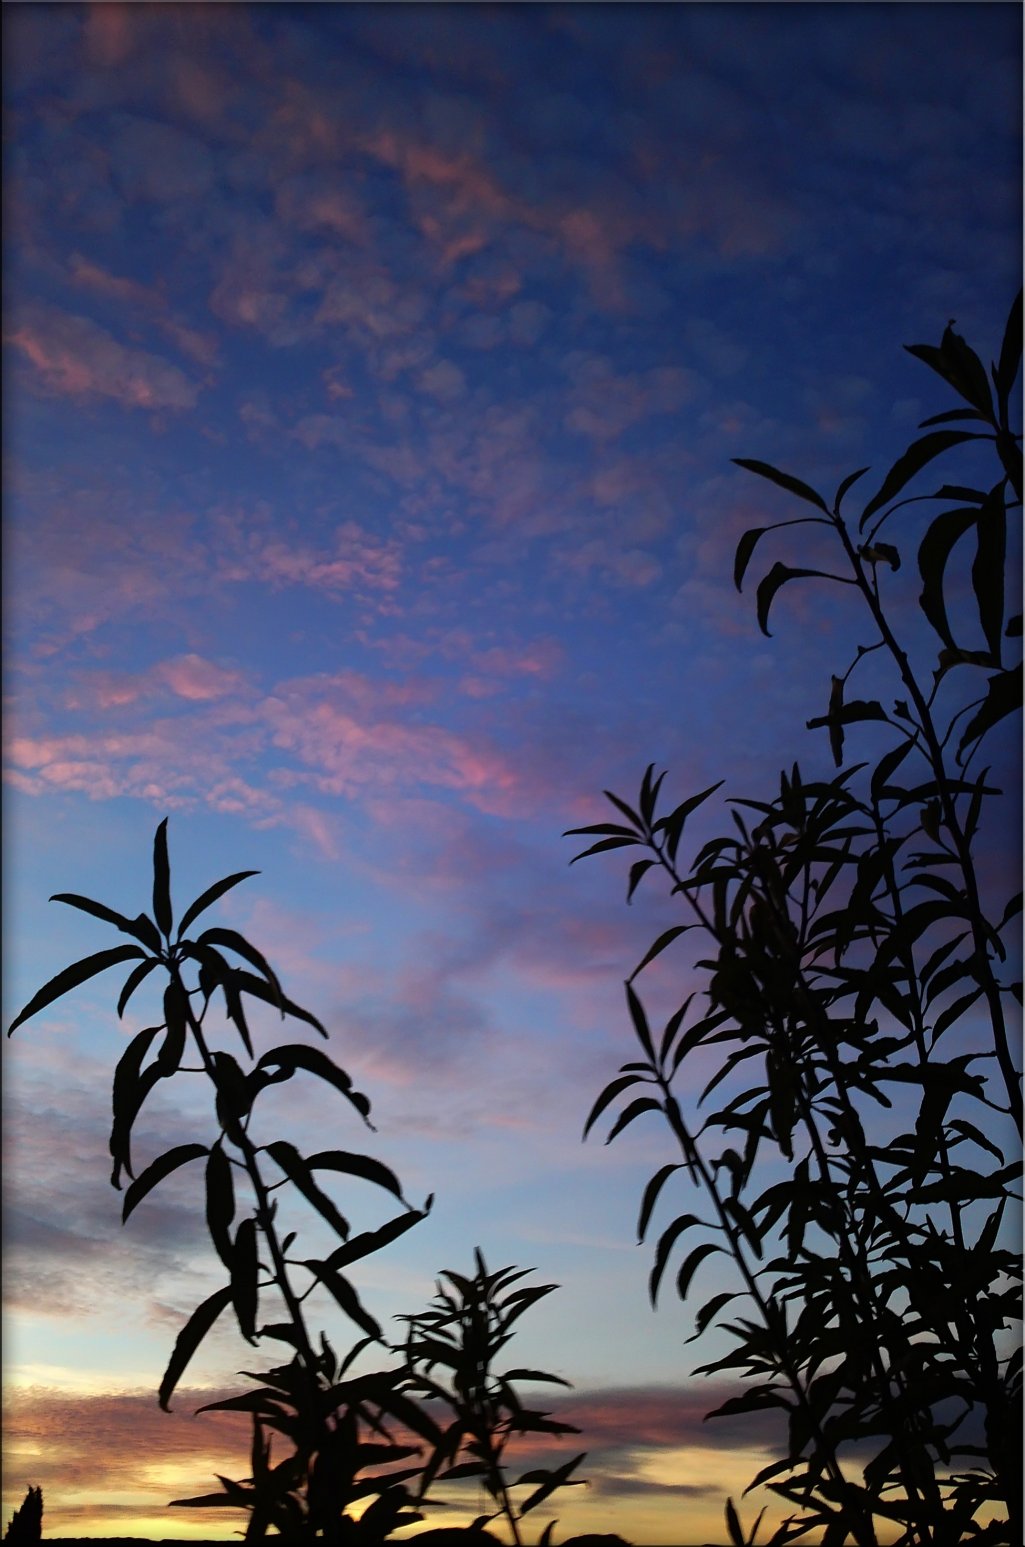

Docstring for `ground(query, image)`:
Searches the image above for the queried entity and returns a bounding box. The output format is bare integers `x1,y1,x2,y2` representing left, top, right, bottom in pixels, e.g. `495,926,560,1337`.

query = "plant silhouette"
397,1249,587,1543
8,831,595,1543
4,1487,42,1547
7,827,439,1540
568,297,1022,1545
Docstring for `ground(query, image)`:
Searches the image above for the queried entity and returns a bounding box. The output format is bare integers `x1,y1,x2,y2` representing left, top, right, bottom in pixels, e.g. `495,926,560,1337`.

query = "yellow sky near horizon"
3,1379,789,1546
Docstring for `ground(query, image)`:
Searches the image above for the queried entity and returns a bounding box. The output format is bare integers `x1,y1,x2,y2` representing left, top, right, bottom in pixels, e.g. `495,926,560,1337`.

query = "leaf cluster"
397,1249,586,1545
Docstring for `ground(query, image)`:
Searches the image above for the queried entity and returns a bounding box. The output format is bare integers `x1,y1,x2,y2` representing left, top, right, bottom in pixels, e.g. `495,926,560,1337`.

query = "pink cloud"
557,537,662,589
275,173,369,244
82,1,134,69
262,689,521,813
562,354,698,443
417,358,467,402
58,250,221,395
365,130,512,222
7,303,199,410
457,639,563,698
160,654,245,702
5,720,271,815
214,518,404,598
67,253,154,310
59,656,245,712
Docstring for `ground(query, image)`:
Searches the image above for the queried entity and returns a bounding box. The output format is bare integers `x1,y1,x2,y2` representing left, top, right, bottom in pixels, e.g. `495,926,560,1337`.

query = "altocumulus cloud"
7,302,200,411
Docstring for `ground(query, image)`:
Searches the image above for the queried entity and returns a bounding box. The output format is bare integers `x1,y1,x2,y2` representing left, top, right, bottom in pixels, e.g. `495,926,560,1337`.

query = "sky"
2,3,1021,1544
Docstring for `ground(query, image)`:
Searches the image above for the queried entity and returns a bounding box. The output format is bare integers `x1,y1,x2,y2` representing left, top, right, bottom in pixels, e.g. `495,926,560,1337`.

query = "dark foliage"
398,1248,587,1544
4,1488,42,1547
569,298,1023,1546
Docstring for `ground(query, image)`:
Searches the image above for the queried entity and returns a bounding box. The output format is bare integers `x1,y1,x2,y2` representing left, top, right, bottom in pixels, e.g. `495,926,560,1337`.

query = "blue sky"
2,4,1021,1542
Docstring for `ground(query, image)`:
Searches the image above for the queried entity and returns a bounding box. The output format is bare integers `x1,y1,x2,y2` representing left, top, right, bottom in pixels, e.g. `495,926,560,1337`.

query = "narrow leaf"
628,925,691,984
918,406,989,427
625,982,655,1060
152,818,173,939
257,1043,370,1125
159,1284,233,1410
650,1214,703,1306
109,1026,163,1188
834,466,869,509
733,458,829,513
870,737,914,804
583,1072,645,1139
637,1164,683,1242
324,1206,428,1273
9,944,147,1036
860,430,983,527
123,1143,209,1224
605,1095,661,1144
231,1217,259,1343
971,484,1007,660
568,835,638,864
756,563,842,637
734,527,769,592
50,893,161,952
205,1145,236,1269
197,927,283,1007
564,822,638,838
234,973,327,1037
993,288,1022,412
305,1259,382,1341
626,858,656,903
265,1140,350,1240
676,1241,722,1300
177,870,260,941
957,666,1022,759
918,506,978,650
305,1149,406,1203
518,1453,587,1516
117,957,160,1019
156,981,188,1078
501,1368,572,1387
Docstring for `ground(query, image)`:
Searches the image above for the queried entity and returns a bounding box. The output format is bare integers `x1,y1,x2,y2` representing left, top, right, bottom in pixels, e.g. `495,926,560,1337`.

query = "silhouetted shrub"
570,297,1022,1546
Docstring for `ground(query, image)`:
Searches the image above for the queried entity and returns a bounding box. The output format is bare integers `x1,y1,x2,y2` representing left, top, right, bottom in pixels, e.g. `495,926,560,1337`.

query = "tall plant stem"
650,1070,876,1547
173,968,325,1402
834,515,1022,1134
487,1438,524,1547
649,834,949,1542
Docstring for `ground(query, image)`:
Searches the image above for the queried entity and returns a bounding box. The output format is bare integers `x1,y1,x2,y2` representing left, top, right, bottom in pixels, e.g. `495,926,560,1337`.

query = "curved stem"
654,1080,877,1547
175,969,322,1380
832,515,1022,1133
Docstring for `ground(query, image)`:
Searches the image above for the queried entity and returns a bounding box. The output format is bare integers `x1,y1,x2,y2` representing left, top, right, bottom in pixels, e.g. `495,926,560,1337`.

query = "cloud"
2,1385,252,1535
274,169,369,243
108,113,217,204
261,680,522,813
63,655,246,711
6,303,199,410
67,252,155,310
557,538,662,590
216,518,405,598
562,356,697,443
0,1377,773,1538
417,358,467,402
68,254,220,367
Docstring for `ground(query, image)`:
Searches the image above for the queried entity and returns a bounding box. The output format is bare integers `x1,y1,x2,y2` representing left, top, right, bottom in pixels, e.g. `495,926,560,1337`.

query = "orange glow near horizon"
1,1382,799,1545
